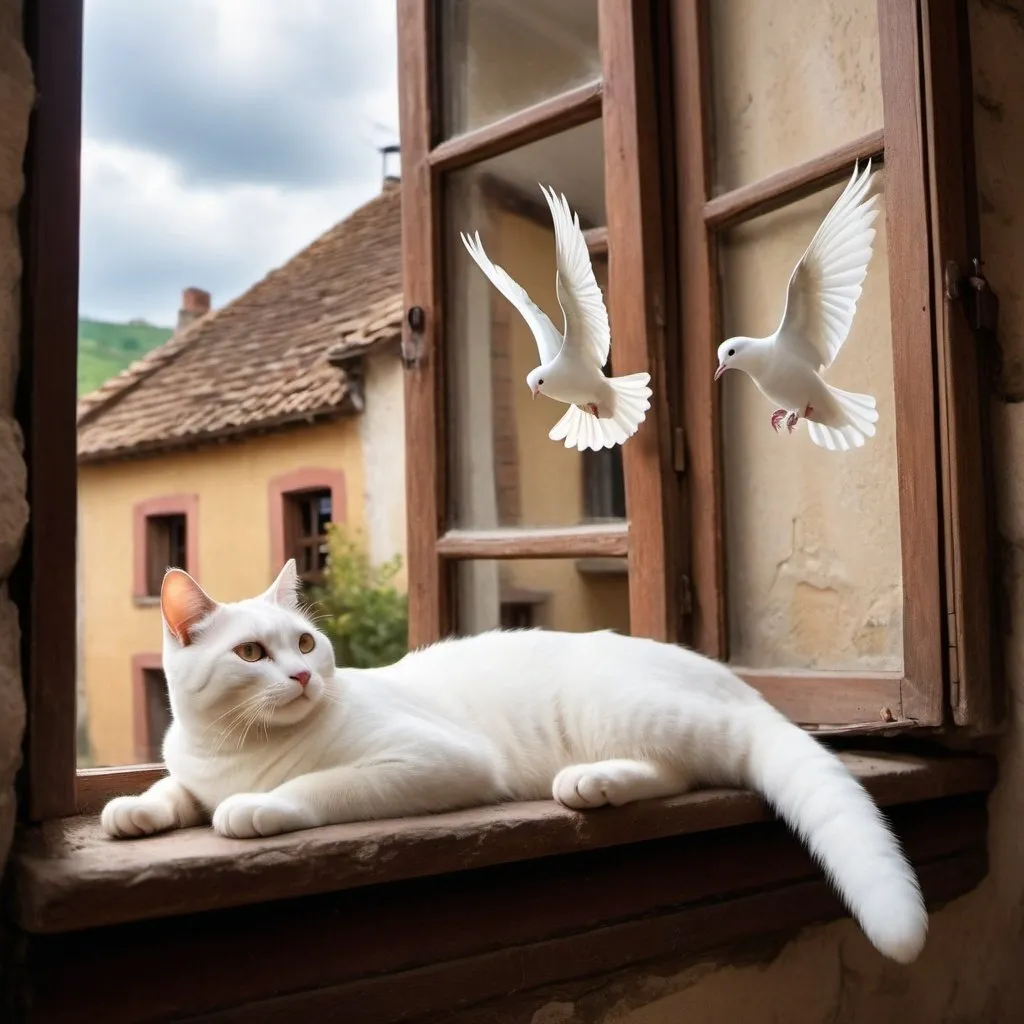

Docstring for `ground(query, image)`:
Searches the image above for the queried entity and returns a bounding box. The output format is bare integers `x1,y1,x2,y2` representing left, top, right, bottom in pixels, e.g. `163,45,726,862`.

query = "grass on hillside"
78,317,173,397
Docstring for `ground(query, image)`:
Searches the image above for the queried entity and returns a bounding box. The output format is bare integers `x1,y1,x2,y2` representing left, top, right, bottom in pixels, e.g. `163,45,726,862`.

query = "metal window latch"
944,258,1000,336
402,305,426,368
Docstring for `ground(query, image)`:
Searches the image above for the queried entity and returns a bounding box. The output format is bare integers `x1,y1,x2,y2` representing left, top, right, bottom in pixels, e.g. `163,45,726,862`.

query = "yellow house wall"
78,419,364,767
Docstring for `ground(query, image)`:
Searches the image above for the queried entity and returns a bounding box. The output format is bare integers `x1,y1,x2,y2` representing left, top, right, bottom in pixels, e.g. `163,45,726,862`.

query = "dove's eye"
727,348,735,357
538,379,544,386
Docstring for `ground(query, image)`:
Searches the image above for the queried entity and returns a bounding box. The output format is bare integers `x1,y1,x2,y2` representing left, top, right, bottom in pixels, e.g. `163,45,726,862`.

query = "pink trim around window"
268,468,348,572
132,493,200,598
131,651,164,764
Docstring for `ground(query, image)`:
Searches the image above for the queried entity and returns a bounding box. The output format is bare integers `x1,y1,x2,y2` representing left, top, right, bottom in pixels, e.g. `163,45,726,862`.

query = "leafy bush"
307,523,408,669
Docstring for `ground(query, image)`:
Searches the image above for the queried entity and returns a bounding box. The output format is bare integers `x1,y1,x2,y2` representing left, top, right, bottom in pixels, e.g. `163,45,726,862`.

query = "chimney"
379,143,400,191
177,287,211,331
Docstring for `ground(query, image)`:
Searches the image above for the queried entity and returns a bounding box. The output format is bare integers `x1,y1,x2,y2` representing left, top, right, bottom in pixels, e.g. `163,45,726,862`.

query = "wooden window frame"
268,467,348,585
132,494,199,602
673,0,998,734
400,0,679,647
9,6,999,1012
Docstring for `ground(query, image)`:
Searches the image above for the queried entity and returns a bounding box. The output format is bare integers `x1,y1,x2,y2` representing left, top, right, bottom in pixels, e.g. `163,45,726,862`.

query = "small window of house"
139,666,171,763
144,513,187,596
284,489,333,586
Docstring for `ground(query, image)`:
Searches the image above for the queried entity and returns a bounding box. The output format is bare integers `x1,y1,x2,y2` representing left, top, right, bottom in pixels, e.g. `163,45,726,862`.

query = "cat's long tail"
736,705,927,963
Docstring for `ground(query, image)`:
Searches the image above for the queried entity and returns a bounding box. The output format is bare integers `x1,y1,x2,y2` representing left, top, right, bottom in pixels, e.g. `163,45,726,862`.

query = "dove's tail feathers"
807,384,879,451
548,372,652,452
728,702,927,963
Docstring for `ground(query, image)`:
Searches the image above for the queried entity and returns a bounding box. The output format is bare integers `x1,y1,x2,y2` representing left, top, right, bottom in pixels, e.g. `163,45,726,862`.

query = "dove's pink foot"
785,404,814,434
771,409,787,433
586,402,600,418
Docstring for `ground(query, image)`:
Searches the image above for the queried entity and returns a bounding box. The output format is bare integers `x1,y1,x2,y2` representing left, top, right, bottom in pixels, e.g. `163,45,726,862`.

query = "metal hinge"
944,258,999,336
402,305,427,368
947,609,960,706
673,426,686,474
679,573,693,617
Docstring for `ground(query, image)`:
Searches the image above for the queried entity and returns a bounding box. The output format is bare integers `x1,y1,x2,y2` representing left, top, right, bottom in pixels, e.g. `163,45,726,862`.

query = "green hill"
78,317,174,397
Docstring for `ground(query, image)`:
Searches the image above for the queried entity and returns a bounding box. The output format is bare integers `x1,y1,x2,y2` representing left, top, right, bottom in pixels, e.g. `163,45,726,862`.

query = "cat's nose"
291,670,311,688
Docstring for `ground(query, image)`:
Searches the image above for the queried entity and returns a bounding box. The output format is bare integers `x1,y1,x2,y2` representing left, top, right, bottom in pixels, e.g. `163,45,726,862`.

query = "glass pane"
719,178,903,672
446,120,619,530
440,0,601,138
709,0,884,193
454,558,629,636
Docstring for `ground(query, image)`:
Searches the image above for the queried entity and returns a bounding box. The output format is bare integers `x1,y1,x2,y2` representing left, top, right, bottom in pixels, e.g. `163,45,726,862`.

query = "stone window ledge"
11,752,996,936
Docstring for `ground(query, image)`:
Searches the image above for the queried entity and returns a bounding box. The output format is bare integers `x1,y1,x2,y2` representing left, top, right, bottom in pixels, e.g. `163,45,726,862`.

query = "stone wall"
0,0,33,876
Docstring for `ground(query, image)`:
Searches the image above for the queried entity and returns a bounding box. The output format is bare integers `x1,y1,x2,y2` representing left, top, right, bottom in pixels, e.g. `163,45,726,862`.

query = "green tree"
308,524,408,668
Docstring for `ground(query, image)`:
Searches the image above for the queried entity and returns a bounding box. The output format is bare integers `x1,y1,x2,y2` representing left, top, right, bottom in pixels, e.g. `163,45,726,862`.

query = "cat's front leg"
101,776,206,838
212,792,315,839
213,748,499,839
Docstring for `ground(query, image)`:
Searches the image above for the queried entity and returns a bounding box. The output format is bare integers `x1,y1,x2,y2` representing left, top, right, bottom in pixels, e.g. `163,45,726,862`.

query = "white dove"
713,159,881,451
460,184,652,452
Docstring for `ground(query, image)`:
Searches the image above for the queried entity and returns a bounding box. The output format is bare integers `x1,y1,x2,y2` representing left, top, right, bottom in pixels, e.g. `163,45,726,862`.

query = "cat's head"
159,560,336,736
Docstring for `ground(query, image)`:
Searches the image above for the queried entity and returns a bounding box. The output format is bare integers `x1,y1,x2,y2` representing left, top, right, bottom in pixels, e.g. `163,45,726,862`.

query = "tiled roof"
78,180,403,462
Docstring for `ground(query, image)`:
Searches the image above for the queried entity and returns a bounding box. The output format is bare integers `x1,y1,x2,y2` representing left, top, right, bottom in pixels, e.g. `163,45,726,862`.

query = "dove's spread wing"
775,160,879,371
460,230,563,365
540,184,611,369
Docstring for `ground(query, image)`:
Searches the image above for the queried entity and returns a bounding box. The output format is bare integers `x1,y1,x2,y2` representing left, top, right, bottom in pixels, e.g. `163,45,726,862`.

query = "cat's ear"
161,569,218,646
262,559,301,610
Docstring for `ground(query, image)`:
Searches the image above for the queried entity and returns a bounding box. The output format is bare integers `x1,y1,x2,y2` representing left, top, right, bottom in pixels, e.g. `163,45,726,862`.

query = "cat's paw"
553,763,638,810
212,793,312,839
101,795,178,838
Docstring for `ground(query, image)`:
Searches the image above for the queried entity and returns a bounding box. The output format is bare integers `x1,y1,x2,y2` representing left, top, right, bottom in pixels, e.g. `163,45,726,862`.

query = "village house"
74,171,630,768
3,1,1024,1022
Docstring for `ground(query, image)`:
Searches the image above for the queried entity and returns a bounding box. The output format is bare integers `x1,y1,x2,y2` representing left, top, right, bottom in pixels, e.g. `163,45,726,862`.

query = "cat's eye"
298,632,315,654
234,641,267,663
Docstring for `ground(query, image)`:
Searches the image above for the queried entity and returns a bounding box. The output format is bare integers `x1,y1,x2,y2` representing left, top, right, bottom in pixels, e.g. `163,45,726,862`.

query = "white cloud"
79,0,399,324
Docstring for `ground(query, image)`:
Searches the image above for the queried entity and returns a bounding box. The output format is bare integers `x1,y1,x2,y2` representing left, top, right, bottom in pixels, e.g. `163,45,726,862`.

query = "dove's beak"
531,386,539,399
714,364,727,381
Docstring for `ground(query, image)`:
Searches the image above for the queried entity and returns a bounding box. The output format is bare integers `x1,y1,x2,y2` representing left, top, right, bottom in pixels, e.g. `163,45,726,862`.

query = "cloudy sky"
79,0,399,326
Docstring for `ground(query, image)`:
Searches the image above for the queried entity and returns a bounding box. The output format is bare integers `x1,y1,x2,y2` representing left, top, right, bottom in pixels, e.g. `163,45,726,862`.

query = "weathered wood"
878,0,946,726
672,0,726,658
436,524,628,560
703,129,886,229
12,754,996,935
13,0,83,822
16,792,990,1024
398,0,449,648
600,0,678,640
920,0,1002,731
428,80,603,173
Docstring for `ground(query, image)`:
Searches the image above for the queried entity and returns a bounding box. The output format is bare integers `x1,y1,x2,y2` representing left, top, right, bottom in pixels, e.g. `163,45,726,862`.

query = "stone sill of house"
10,751,997,939
131,595,161,608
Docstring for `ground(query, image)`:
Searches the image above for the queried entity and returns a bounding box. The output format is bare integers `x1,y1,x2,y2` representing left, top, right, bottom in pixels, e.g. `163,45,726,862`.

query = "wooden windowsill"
12,751,996,936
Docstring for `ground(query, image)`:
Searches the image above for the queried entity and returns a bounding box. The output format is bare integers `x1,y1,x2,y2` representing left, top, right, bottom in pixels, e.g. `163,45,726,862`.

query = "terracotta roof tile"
78,181,403,462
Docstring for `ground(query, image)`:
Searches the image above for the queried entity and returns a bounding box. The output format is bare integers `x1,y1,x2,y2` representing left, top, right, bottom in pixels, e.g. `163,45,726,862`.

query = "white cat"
102,560,927,965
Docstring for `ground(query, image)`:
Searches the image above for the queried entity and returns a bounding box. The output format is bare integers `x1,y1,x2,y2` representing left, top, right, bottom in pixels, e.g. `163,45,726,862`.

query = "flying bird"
460,185,652,452
714,160,881,451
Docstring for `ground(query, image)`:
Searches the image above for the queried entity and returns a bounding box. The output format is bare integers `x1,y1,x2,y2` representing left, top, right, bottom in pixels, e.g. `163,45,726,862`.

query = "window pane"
440,0,600,138
709,0,884,193
454,558,628,636
446,120,618,530
143,668,171,763
719,180,903,672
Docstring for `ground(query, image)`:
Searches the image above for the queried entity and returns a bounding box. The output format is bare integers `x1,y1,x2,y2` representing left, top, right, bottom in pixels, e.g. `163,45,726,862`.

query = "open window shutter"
920,0,1003,732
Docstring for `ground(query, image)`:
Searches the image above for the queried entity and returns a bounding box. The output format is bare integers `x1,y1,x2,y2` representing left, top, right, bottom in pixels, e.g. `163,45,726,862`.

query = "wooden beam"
703,129,886,229
436,524,628,560
428,80,603,173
